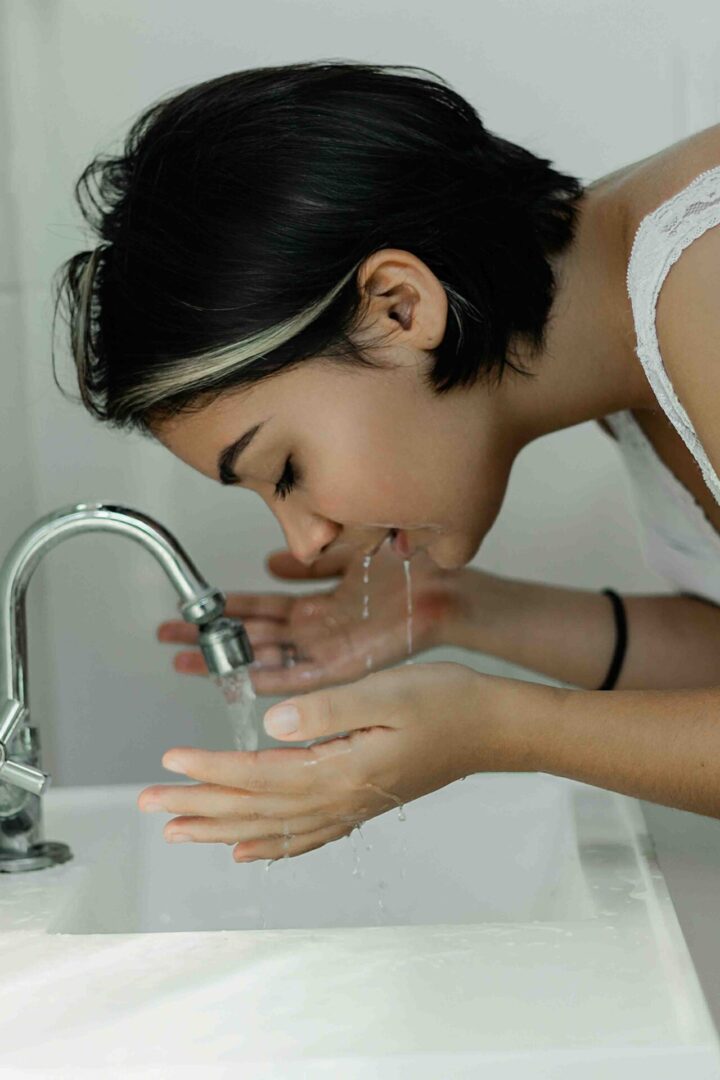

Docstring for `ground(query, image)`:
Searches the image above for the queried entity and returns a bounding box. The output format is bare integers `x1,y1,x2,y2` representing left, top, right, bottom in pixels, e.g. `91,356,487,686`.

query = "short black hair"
52,59,585,431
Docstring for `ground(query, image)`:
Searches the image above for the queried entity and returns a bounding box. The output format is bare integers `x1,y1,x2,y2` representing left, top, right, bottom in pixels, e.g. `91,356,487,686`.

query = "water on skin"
365,781,406,822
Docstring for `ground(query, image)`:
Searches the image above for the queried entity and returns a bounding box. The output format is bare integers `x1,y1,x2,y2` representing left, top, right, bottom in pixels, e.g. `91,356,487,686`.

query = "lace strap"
626,164,720,506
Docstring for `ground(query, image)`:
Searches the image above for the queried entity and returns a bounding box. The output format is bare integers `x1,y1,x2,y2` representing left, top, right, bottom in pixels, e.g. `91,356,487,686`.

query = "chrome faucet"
0,503,254,873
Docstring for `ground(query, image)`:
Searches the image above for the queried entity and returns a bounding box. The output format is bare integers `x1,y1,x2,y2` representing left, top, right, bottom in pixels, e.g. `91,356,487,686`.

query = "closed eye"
273,455,297,500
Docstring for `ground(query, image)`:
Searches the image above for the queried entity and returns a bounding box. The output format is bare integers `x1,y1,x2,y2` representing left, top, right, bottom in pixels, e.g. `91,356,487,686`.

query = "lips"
391,529,413,557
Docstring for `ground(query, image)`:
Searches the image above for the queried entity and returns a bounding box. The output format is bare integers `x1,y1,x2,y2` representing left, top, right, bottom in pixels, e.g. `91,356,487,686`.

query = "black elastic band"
598,588,627,691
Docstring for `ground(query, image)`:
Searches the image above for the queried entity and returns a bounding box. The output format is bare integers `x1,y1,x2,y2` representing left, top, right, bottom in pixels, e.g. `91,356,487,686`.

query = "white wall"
1,0,719,785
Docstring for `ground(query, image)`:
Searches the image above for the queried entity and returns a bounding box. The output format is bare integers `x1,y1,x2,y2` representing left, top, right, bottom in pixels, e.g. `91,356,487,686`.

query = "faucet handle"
0,746,49,795
0,700,50,795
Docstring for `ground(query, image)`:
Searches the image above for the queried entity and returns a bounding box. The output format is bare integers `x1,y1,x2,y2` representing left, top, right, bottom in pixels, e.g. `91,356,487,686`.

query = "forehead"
150,361,333,471
152,383,259,472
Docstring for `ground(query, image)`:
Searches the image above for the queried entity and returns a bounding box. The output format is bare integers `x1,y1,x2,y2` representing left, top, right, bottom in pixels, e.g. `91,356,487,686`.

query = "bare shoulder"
654,214,720,475
618,121,720,229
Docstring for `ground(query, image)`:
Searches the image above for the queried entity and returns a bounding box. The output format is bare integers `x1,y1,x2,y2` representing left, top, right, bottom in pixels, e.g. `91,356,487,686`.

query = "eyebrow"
217,421,267,485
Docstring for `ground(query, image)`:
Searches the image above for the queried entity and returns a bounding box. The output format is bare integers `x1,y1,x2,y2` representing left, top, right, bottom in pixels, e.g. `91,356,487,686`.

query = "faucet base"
0,840,73,873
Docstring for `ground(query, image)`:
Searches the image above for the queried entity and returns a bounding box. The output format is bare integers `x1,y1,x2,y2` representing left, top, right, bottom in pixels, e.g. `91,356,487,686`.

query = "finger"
159,617,291,649
170,650,336,686
263,675,397,742
139,781,256,816
158,621,199,645
222,592,294,621
173,651,208,676
161,744,317,794
161,811,329,846
233,821,353,861
266,548,352,580
142,784,324,825
251,642,317,668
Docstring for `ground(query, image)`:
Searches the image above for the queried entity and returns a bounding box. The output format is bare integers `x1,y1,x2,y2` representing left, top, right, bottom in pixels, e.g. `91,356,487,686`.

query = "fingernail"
141,800,164,812
163,758,185,773
167,833,191,843
264,704,300,737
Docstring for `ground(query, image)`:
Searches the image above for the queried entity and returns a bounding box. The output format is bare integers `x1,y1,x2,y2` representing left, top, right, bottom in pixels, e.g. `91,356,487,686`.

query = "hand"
137,662,543,861
157,544,479,695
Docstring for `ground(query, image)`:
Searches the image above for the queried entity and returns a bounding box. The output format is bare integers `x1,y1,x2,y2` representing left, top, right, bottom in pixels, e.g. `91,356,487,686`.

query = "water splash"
213,667,260,751
403,557,413,663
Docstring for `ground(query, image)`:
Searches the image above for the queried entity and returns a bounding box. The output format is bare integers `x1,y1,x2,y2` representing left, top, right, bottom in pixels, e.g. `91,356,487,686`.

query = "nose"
276,507,341,566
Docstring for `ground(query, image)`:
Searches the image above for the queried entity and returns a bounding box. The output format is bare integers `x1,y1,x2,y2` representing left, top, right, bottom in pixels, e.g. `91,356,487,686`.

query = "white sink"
49,773,592,934
2,773,719,1078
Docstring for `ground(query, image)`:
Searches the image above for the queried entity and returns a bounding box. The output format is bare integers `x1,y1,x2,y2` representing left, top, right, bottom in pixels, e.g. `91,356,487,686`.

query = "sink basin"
2,772,719,1077
49,773,593,934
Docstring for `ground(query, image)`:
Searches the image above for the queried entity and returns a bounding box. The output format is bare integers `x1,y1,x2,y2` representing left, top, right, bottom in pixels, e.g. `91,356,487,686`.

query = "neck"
495,174,655,453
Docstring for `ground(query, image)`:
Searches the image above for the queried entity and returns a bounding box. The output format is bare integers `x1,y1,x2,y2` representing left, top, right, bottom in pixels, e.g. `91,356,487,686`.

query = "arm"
442,570,720,691
508,674,720,818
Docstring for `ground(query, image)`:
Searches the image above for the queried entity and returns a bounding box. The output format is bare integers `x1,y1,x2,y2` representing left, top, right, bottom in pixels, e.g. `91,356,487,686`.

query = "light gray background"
2,0,720,1022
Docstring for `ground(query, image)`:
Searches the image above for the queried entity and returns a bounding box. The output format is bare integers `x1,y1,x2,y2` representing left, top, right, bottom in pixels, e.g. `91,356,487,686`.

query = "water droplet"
356,823,372,853
348,827,364,878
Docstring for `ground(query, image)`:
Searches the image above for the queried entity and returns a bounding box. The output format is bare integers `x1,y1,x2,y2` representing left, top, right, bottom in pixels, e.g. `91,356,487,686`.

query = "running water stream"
211,548,415,926
356,552,413,916
213,668,260,751
403,557,413,663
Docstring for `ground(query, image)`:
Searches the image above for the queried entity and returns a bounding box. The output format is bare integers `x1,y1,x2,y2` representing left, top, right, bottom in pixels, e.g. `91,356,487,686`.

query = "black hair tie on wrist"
597,588,627,691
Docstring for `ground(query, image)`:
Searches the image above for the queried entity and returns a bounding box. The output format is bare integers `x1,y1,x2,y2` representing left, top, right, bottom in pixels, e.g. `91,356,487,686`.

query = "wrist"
437,567,514,653
472,668,568,774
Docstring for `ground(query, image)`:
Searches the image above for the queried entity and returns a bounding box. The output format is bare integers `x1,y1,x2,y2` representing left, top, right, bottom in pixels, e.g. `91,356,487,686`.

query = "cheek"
308,438,408,519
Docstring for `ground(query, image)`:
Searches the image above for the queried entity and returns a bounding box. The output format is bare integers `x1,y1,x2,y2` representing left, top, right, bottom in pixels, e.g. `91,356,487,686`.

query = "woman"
55,61,720,862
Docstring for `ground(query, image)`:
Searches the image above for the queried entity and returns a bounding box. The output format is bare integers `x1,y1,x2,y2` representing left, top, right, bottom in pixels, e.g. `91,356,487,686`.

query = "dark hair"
52,59,585,432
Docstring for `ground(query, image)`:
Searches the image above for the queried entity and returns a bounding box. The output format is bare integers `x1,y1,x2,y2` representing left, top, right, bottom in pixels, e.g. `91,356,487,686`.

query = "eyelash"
273,455,297,500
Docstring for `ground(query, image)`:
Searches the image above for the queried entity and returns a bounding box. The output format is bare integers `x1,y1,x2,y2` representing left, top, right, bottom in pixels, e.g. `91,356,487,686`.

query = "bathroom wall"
1,0,719,784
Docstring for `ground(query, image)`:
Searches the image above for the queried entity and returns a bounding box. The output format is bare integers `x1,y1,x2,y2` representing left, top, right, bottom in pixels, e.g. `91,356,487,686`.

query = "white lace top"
604,164,720,603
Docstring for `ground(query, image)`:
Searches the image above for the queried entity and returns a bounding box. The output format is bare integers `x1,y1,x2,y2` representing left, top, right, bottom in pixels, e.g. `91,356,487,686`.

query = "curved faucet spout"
0,503,253,810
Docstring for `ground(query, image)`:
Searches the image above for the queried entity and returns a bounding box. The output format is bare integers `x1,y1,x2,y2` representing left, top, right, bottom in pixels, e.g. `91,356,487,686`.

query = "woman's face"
154,251,520,570
155,359,517,571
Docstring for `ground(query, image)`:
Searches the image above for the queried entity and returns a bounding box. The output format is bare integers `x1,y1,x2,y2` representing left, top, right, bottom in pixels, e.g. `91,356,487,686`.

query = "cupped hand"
157,544,468,694
137,661,536,862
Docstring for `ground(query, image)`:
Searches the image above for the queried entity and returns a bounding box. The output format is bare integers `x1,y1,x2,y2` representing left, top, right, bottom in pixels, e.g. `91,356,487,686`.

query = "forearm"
445,571,720,690
495,674,720,818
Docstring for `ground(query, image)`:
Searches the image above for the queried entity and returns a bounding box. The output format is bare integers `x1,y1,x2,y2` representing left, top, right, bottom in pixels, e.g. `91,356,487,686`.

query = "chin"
426,535,477,570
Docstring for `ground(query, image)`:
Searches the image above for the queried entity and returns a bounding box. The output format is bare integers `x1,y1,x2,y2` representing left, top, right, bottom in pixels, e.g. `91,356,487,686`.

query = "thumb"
263,681,370,742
